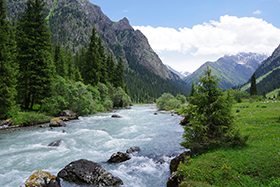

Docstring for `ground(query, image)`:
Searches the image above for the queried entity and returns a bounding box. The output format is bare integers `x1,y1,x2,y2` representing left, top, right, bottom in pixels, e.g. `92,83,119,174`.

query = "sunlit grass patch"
178,101,280,186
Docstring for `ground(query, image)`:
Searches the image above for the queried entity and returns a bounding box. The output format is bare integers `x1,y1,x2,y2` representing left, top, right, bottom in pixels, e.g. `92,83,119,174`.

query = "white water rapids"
0,105,185,187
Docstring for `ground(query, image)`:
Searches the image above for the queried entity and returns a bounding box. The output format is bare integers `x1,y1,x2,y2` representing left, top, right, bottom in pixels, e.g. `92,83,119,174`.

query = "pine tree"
0,0,18,118
97,36,108,84
53,42,67,77
189,81,195,102
180,67,248,153
83,27,101,86
106,53,116,84
114,56,125,88
16,0,53,110
250,73,257,96
66,49,75,80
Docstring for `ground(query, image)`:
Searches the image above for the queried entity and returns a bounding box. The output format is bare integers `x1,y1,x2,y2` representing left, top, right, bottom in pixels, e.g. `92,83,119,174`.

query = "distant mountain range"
184,53,268,90
165,64,191,79
8,0,190,99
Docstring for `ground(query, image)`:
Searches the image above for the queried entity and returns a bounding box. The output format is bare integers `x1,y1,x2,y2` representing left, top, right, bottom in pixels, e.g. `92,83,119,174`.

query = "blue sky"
90,0,280,72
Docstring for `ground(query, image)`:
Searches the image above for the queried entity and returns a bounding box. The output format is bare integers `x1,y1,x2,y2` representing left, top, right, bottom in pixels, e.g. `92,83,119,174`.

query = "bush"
42,76,98,116
176,94,187,104
111,87,131,108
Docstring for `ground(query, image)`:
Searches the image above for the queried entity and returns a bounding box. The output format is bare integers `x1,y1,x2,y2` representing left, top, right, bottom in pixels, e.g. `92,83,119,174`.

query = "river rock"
126,146,141,154
49,118,66,127
57,159,123,186
108,152,131,163
166,172,178,187
20,169,61,187
59,110,78,120
48,140,63,147
156,158,165,164
170,151,191,173
111,114,121,118
0,119,13,126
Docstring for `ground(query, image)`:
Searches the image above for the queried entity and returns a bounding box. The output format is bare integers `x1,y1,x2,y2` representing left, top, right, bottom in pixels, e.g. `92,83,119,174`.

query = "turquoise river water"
0,105,185,187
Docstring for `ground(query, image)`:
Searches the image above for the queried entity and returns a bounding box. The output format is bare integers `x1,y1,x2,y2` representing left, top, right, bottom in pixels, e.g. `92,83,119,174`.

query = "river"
0,105,185,187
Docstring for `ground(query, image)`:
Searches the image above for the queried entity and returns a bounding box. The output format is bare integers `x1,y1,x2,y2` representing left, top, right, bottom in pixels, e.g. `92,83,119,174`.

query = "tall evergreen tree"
97,36,107,84
53,42,67,77
181,67,248,153
0,0,18,118
250,73,257,96
66,49,75,80
106,53,116,84
114,56,125,88
188,81,195,102
83,27,101,86
16,0,53,110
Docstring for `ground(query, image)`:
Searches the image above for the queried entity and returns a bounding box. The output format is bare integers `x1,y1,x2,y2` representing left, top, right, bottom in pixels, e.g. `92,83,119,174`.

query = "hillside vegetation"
178,100,280,186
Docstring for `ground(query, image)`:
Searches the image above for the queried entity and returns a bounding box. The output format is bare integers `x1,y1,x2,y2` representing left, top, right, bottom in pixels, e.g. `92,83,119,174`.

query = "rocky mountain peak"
114,17,133,31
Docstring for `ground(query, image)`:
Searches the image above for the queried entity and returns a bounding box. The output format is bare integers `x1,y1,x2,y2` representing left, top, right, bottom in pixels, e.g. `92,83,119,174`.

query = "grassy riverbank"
178,101,280,187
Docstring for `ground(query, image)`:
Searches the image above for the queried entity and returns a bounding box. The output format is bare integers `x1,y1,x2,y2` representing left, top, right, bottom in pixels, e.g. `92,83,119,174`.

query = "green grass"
12,112,51,126
178,101,280,187
266,89,280,99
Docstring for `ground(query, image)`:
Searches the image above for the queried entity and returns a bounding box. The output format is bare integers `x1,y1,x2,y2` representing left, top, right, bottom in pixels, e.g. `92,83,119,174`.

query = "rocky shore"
0,110,78,131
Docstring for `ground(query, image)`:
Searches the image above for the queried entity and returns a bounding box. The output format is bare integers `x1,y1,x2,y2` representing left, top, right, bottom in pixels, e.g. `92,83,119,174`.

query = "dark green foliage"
180,67,248,153
176,94,187,104
16,0,53,110
189,81,195,100
250,73,257,96
53,42,67,77
83,27,101,86
0,0,18,118
156,93,182,111
114,56,125,88
254,44,280,79
42,76,99,116
124,58,187,103
256,68,280,96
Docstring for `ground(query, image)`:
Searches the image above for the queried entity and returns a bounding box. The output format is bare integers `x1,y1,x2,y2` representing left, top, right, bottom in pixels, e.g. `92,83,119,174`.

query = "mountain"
253,44,280,79
184,53,268,90
241,45,280,95
180,71,191,78
165,64,191,79
8,0,190,100
165,65,183,79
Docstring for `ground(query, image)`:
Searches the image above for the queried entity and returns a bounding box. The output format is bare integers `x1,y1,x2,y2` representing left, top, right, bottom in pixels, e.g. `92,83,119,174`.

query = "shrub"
111,87,131,108
42,76,98,116
176,94,187,104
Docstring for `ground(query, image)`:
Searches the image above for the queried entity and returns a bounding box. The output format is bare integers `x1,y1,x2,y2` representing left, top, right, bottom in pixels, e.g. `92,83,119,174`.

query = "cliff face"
8,0,178,80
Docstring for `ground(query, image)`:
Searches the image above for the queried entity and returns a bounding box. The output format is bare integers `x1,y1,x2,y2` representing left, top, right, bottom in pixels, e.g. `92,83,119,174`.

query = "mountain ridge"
184,53,268,90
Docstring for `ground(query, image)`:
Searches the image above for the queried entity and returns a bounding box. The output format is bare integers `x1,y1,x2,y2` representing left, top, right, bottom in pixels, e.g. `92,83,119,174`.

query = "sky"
89,0,280,73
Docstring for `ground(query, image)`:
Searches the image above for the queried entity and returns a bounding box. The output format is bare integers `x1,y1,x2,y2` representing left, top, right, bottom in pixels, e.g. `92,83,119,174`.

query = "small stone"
126,146,141,154
111,114,121,118
108,152,131,163
48,140,63,147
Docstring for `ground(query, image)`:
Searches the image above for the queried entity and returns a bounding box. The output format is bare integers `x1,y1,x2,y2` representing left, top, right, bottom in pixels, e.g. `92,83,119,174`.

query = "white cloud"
133,15,280,57
253,10,262,14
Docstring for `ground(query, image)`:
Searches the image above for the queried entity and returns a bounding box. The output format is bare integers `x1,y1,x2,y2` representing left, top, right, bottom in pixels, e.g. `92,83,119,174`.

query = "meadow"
178,100,280,187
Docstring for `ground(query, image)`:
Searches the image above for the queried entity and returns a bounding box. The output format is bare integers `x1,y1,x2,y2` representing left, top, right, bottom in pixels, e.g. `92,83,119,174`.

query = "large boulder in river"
49,118,66,127
108,152,131,163
20,169,60,187
59,110,78,120
57,159,123,186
